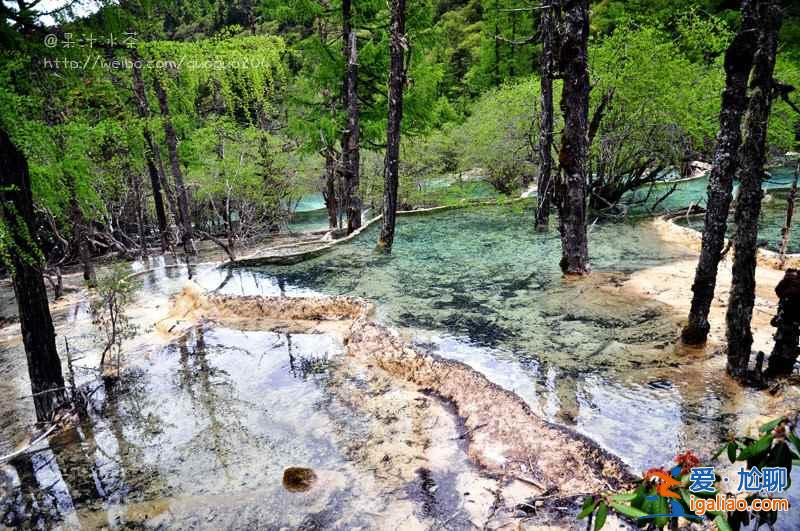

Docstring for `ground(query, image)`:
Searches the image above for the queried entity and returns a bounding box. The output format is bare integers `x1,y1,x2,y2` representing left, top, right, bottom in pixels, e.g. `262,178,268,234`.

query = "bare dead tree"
535,0,558,230
341,0,362,234
378,0,408,252
0,127,68,421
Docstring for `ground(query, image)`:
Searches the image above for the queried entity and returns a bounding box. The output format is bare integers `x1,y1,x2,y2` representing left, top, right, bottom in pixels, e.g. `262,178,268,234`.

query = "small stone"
282,467,317,492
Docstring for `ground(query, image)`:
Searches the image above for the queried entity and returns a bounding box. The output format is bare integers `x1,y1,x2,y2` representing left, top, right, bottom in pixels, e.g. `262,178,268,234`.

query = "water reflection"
1,376,153,529
2,200,798,528
1,327,395,528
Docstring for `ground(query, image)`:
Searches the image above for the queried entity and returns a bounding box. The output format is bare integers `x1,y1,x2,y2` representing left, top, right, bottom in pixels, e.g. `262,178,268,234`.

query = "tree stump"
766,268,800,377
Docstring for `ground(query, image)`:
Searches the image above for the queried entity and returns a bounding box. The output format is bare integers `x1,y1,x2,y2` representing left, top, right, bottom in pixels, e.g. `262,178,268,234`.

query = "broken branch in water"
0,423,58,464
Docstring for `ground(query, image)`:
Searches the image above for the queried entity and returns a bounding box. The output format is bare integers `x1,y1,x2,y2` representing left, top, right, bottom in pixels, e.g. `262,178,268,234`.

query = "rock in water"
282,467,317,492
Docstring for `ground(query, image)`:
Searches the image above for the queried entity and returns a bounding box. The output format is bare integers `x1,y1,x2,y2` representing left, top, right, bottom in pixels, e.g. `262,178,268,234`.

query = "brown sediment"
345,316,637,495
163,283,638,500
155,282,367,340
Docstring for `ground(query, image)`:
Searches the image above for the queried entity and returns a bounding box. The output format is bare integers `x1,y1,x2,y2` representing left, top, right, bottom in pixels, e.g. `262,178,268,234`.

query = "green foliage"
589,21,726,155
581,416,799,531
450,77,548,193
1,0,799,254
91,265,141,374
184,117,312,236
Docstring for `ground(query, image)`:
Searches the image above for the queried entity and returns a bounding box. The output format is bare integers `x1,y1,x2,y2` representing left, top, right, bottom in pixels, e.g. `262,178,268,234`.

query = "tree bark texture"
535,0,556,231
130,54,170,253
778,156,799,268
0,128,68,422
378,0,407,251
70,193,95,285
765,269,800,376
682,0,760,345
726,0,782,378
555,0,590,275
323,148,339,229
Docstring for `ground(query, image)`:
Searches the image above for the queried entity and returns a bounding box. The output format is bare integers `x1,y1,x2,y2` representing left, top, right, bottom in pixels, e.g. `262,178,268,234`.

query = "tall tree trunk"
726,0,783,379
341,0,362,234
778,142,800,268
133,170,147,257
681,0,760,345
323,147,339,229
378,0,407,251
130,53,170,253
0,128,68,422
153,76,196,255
535,0,556,231
493,0,501,84
554,0,590,275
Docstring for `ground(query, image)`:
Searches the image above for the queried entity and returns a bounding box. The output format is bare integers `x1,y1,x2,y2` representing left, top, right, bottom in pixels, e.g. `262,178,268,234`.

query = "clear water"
2,323,479,528
3,186,800,528
622,165,798,216
294,192,326,212
210,204,759,467
186,204,790,474
218,202,799,529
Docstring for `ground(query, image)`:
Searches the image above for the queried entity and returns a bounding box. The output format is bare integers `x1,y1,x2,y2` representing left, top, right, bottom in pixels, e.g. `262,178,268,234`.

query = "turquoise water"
198,202,798,529
5,171,800,528
294,192,326,213
622,165,797,216
288,180,501,232
190,204,762,471
676,186,800,253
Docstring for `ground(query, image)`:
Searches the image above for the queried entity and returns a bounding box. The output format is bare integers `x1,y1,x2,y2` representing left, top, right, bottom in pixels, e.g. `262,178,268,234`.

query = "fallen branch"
451,422,488,440
197,230,236,262
0,423,58,464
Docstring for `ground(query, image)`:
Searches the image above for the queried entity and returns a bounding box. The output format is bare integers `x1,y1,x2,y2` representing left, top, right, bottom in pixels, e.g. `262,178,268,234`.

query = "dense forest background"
1,0,799,266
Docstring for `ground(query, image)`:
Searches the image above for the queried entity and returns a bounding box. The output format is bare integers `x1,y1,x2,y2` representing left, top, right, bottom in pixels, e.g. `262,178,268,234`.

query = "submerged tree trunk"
341,0,362,234
726,0,782,379
70,194,96,286
778,153,799,268
130,54,170,253
378,0,407,251
554,0,590,275
0,128,68,422
765,268,800,377
682,0,761,345
153,76,196,255
323,148,339,229
535,0,556,231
